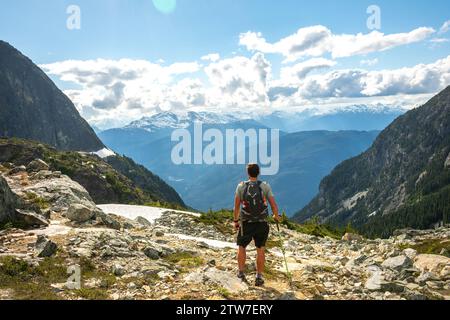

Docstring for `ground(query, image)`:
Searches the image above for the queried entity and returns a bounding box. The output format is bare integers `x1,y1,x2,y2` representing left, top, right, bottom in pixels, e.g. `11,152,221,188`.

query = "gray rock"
184,267,248,293
143,246,161,260
8,165,26,175
277,291,297,300
0,176,21,223
66,204,95,222
35,235,57,257
15,209,49,227
112,264,126,276
96,211,121,230
342,233,364,242
402,248,417,260
27,159,50,173
135,216,152,227
382,255,412,270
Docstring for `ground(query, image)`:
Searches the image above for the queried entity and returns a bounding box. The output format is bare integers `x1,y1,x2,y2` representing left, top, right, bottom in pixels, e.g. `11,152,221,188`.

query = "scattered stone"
143,246,161,260
342,233,364,242
112,264,126,276
35,235,57,257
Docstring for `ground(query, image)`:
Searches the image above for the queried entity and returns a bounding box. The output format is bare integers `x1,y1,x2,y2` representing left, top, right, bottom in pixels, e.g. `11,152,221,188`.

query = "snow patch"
168,233,236,249
91,148,116,158
97,204,200,224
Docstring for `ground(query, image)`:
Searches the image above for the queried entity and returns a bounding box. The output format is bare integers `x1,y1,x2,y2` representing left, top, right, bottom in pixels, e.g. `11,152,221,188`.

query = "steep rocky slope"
295,87,450,237
0,138,184,207
0,41,103,152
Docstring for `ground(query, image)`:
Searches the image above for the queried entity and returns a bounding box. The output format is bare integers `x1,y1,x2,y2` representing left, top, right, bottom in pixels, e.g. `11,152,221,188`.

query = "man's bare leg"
238,246,246,273
256,247,265,275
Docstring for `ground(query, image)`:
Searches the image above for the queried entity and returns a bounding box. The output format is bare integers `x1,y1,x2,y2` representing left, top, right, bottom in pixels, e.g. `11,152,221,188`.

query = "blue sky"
1,0,449,128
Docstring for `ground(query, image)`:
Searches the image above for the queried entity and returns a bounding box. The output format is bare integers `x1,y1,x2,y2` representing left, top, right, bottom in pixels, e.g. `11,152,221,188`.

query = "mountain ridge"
294,86,450,237
0,40,104,152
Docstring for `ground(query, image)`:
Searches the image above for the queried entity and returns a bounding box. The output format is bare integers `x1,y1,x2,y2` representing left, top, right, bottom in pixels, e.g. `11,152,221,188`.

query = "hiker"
234,163,280,287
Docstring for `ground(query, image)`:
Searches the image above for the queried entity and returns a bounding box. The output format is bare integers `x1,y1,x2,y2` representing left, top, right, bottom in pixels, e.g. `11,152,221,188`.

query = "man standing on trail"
234,163,280,287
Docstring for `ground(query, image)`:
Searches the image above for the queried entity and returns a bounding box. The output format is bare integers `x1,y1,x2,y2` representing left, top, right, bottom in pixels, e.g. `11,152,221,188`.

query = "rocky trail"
0,160,449,300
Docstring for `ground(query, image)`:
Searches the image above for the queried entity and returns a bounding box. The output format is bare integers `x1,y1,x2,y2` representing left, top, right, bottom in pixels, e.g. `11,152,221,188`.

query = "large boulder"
0,176,19,223
185,267,248,294
381,255,412,271
66,204,96,223
413,254,450,274
23,174,96,213
15,209,49,227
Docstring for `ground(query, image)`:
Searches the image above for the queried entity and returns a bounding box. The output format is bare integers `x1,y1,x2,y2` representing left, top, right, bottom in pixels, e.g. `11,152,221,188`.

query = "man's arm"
268,196,280,221
233,194,241,230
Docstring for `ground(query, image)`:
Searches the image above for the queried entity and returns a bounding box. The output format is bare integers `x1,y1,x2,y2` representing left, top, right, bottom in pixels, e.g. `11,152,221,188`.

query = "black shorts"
237,221,270,248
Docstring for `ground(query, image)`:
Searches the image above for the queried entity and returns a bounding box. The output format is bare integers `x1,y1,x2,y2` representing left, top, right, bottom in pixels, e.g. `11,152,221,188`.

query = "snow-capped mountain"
119,105,407,134
125,111,246,132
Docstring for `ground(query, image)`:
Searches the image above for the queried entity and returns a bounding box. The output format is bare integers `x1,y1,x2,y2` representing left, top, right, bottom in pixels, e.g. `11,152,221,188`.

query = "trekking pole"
276,219,293,287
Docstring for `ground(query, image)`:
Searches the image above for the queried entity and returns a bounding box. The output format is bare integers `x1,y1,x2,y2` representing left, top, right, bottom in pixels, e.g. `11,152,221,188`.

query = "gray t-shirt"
235,180,274,201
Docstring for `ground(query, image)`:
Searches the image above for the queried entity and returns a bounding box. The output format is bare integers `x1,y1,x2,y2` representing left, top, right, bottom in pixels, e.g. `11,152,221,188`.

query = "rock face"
0,41,104,152
0,139,185,207
295,86,450,238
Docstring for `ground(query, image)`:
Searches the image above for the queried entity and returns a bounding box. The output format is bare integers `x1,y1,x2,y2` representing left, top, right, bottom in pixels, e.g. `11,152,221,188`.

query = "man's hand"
273,214,280,222
234,221,240,231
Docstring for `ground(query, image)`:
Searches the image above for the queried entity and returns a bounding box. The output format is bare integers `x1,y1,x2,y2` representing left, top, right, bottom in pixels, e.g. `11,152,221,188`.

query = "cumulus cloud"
204,53,271,106
278,55,450,100
240,25,435,61
280,58,337,82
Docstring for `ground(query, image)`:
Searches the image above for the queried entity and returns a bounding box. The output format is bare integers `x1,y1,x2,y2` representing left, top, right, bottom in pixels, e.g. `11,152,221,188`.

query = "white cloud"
201,53,221,62
41,47,450,129
275,55,450,101
204,53,271,107
430,38,449,43
279,58,337,84
240,25,435,61
360,58,379,66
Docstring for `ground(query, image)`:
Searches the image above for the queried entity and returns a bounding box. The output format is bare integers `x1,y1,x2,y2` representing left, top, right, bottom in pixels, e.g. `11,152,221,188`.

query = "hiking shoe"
237,272,248,283
255,277,265,287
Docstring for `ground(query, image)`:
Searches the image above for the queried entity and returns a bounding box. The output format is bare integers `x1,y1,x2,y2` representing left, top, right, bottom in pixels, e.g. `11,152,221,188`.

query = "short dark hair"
247,163,260,178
